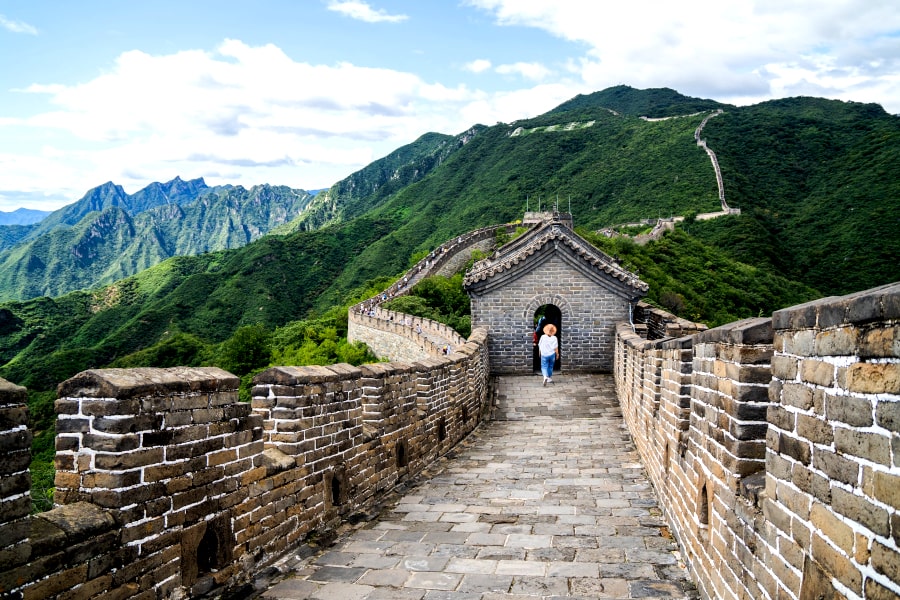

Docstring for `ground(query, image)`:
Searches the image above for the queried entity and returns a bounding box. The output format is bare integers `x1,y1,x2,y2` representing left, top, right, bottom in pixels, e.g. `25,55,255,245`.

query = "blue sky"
1,0,899,211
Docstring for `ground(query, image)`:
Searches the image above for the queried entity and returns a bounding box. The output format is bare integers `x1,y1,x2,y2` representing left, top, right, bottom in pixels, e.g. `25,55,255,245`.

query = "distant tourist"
538,323,559,386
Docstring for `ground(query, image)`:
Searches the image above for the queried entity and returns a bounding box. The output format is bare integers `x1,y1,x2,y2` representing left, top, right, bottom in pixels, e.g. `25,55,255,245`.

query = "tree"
215,324,272,376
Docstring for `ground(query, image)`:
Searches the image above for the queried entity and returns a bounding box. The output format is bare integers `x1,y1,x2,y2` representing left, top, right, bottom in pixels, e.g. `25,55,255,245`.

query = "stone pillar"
54,366,261,597
691,317,773,492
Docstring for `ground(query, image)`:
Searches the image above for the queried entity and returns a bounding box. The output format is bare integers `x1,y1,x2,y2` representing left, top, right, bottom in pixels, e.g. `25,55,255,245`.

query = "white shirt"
538,334,558,357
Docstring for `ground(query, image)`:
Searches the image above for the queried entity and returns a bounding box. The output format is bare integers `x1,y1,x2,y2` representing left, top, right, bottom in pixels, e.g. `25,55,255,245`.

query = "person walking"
538,323,559,386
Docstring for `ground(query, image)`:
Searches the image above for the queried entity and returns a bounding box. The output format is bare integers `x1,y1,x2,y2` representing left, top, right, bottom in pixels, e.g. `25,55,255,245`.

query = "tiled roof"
464,219,648,293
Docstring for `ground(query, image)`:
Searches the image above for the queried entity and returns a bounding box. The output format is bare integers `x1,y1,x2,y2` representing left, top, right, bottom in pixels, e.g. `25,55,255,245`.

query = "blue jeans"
540,353,555,378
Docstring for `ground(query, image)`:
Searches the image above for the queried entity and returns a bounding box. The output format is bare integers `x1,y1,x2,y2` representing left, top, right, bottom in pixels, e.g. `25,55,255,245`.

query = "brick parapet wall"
616,283,900,599
635,301,709,339
349,308,467,362
348,223,514,362
3,325,490,599
767,282,900,599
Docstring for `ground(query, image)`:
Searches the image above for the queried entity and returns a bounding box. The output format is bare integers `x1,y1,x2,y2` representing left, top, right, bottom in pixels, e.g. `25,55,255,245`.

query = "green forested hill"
686,97,900,293
550,85,728,118
0,214,397,392
0,182,315,301
2,86,899,397
281,128,483,233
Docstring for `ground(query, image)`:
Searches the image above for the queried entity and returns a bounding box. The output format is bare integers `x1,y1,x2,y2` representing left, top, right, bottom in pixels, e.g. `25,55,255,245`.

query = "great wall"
1,214,898,599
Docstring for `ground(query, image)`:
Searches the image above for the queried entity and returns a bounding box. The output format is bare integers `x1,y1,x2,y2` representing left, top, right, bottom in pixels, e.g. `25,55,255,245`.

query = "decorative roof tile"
463,219,648,294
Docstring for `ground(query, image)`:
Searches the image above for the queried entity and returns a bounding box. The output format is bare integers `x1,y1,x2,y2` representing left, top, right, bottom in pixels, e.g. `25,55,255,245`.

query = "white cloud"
327,1,408,23
466,0,900,112
5,39,564,209
464,59,493,73
0,14,37,35
495,61,550,81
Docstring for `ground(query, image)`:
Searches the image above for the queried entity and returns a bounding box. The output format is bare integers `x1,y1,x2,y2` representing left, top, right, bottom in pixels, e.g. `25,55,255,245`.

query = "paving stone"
476,546,526,560
526,547,577,562
509,576,570,596
312,551,355,566
505,533,553,549
421,532,470,545
261,578,320,599
308,582,372,600
630,579,691,597
401,556,450,572
381,530,427,542
421,592,481,600
404,572,462,590
366,588,425,600
357,568,410,587
349,554,401,569
456,573,514,593
386,542,435,556
431,544,480,559
547,561,601,577
306,566,367,583
466,532,507,546
257,374,698,600
495,560,547,576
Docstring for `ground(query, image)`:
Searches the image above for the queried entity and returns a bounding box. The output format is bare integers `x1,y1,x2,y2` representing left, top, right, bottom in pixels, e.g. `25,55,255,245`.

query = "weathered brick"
810,502,854,553
834,428,891,466
796,414,833,446
767,405,794,431
860,325,900,358
792,464,831,504
846,362,900,394
783,330,816,356
781,383,814,411
873,470,900,510
771,355,798,381
825,394,874,428
800,359,834,387
832,487,890,537
812,448,859,487
871,540,900,585
815,327,859,356
865,577,900,600
876,400,900,433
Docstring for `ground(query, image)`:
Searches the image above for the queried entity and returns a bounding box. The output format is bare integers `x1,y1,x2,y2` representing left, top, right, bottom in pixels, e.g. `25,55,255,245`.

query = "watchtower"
464,213,647,373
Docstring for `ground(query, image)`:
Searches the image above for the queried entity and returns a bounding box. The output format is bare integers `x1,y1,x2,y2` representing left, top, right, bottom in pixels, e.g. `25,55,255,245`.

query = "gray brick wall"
471,253,632,373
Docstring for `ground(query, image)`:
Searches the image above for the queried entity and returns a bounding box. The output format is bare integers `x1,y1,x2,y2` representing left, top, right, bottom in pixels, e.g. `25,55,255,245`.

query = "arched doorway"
532,304,562,373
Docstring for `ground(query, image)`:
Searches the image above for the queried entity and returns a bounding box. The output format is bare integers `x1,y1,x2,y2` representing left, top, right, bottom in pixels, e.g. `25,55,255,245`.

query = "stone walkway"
259,374,698,599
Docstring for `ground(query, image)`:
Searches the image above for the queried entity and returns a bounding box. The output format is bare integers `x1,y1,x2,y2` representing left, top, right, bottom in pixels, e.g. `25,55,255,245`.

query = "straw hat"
543,323,557,336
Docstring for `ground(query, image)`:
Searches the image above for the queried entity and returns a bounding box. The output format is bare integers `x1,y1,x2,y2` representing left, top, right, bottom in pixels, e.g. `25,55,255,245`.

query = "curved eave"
464,233,647,299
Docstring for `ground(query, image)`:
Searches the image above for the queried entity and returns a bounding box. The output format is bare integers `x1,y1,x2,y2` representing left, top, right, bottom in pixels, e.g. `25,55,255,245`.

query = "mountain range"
0,177,314,301
1,85,898,398
0,208,50,226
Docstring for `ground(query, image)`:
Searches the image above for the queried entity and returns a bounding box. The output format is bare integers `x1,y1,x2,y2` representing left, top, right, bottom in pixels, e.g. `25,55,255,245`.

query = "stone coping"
57,366,238,399
693,316,772,345
772,281,900,330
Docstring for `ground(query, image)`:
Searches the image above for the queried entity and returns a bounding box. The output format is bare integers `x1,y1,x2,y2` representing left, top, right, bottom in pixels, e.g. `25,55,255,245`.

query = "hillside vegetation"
0,178,315,301
281,129,481,232
690,97,899,293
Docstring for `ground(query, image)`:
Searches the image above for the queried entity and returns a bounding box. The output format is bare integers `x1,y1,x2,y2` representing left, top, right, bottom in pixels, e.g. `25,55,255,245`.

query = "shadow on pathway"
260,374,699,599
